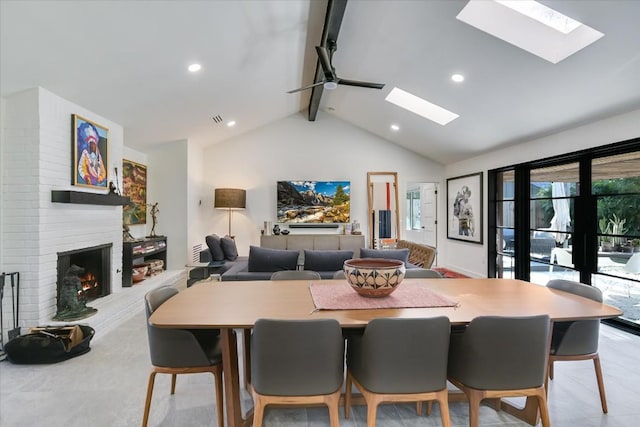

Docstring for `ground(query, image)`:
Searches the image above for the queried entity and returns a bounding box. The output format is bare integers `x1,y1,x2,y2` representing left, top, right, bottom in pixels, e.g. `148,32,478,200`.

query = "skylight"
456,0,604,64
496,1,581,34
385,88,459,126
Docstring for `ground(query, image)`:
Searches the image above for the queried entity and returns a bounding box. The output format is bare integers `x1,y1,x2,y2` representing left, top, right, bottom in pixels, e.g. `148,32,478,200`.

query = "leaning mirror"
367,172,400,248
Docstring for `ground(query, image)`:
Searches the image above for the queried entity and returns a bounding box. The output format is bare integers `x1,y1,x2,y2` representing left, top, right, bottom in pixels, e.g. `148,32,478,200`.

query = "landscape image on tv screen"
277,180,350,223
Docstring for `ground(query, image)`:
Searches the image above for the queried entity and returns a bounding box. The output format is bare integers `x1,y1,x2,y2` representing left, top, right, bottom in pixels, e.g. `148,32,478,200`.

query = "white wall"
441,109,640,277
1,87,125,326
146,141,188,270
200,112,445,255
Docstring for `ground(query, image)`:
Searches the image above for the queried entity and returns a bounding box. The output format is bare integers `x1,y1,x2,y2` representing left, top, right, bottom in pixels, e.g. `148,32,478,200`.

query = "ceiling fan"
287,41,385,93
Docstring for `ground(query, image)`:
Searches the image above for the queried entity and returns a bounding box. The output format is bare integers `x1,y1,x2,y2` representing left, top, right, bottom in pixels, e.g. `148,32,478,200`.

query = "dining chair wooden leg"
548,359,555,380
436,389,451,427
365,394,382,427
325,390,341,427
593,355,608,413
142,371,157,427
344,370,353,419
534,387,551,427
252,394,265,427
212,366,224,427
466,389,483,427
170,373,177,394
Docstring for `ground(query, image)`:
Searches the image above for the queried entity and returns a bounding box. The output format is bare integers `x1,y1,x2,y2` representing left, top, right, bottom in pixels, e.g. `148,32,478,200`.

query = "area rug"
309,281,458,310
432,268,470,278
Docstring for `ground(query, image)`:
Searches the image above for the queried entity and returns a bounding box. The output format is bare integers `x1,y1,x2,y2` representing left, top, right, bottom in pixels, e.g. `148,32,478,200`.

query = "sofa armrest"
396,240,437,268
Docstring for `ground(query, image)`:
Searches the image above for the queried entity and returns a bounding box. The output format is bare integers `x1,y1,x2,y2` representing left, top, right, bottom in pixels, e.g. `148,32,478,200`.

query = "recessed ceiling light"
457,0,604,64
390,124,400,131
385,87,459,126
188,63,202,72
451,74,465,83
226,120,236,127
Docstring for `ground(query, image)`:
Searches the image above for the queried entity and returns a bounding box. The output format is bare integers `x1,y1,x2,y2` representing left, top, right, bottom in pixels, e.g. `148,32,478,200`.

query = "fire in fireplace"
55,243,112,320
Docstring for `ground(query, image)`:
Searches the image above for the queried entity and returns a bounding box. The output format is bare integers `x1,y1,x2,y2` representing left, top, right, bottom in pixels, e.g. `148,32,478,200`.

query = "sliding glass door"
590,152,640,329
489,138,640,333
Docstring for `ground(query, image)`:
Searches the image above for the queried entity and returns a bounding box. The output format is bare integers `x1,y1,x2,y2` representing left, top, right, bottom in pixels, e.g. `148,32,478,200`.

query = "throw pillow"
205,234,225,261
360,247,410,264
304,250,354,272
220,236,238,261
248,246,299,272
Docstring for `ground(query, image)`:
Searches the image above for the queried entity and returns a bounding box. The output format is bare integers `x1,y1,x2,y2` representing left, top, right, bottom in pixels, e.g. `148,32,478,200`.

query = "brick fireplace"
1,87,126,328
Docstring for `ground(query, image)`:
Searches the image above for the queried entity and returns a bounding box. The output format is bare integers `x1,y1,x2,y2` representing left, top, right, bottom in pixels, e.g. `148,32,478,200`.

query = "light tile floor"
2,310,640,426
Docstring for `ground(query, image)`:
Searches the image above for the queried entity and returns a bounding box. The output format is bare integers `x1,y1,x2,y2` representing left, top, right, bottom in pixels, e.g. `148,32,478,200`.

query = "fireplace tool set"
0,272,20,361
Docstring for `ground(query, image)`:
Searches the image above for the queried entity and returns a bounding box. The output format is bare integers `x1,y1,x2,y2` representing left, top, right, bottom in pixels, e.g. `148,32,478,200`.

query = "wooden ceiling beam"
308,0,347,121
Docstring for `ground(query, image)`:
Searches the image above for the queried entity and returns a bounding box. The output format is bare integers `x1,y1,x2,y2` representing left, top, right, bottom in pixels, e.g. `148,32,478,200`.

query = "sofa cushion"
304,250,354,272
205,234,225,261
220,236,238,261
248,246,299,273
360,247,410,264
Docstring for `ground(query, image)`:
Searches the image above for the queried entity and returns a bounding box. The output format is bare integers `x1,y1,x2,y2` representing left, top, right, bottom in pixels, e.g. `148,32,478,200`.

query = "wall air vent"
211,115,223,124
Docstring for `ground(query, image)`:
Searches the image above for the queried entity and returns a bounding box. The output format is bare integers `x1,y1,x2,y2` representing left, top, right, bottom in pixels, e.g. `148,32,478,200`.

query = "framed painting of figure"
447,172,483,244
72,114,109,190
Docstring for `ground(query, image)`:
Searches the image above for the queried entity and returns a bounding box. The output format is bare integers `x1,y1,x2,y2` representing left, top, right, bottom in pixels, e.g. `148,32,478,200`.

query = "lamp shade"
214,188,246,209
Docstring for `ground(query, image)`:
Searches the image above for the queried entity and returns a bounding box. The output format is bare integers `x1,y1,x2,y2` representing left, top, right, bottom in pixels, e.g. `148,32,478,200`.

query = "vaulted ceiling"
2,1,639,164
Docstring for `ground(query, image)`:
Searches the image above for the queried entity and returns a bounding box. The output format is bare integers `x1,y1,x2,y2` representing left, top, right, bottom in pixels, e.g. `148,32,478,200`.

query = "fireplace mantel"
51,190,131,206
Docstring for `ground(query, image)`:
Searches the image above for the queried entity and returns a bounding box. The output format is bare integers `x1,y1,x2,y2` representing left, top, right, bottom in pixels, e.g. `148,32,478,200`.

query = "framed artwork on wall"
72,114,109,190
122,159,147,225
447,172,483,244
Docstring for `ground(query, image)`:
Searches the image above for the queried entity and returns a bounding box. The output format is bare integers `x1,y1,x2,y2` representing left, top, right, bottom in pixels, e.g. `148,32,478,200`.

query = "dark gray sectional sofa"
189,234,423,284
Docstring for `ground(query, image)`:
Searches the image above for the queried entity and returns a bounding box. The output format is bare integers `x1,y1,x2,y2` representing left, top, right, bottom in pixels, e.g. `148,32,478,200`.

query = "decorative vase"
273,224,281,235
343,258,406,298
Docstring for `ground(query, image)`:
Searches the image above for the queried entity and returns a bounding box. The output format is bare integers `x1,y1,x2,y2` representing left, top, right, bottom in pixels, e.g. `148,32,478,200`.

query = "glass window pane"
529,195,573,234
496,253,515,279
497,170,515,201
592,152,640,195
597,195,640,250
593,274,638,325
529,230,556,262
497,227,515,253
530,163,579,198
496,201,515,228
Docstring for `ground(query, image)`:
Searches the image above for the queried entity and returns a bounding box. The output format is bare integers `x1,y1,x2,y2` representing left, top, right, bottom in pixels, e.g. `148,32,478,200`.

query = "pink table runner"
309,281,458,310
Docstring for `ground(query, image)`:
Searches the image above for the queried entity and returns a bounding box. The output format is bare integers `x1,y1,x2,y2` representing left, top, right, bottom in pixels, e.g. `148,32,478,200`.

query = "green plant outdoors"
599,218,612,244
608,213,628,246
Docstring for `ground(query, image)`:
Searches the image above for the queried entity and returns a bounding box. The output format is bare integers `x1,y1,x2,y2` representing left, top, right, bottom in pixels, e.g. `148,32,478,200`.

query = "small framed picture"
447,172,483,244
72,114,109,190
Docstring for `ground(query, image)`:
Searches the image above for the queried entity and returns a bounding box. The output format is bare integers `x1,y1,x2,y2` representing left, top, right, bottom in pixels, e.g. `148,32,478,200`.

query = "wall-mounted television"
277,180,350,223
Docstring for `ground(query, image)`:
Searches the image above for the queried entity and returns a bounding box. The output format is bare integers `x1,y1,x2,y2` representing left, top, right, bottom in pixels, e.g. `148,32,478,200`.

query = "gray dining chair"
142,286,223,427
270,270,322,280
250,318,345,427
345,317,451,427
448,315,551,427
545,279,608,413
404,268,444,278
332,270,346,279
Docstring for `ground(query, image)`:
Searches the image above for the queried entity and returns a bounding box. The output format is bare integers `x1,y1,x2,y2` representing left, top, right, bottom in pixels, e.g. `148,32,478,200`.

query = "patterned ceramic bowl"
343,258,406,298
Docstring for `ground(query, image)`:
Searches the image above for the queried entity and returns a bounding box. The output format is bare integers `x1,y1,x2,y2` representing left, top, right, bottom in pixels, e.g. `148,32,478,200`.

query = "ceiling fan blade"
315,46,337,81
338,78,385,90
287,81,325,94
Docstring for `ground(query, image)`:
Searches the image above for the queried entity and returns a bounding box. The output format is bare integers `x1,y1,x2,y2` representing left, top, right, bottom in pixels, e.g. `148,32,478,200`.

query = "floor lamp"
214,188,246,238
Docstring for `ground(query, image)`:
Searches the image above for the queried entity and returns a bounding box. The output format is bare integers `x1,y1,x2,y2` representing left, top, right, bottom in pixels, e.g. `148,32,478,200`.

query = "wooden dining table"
149,278,622,427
